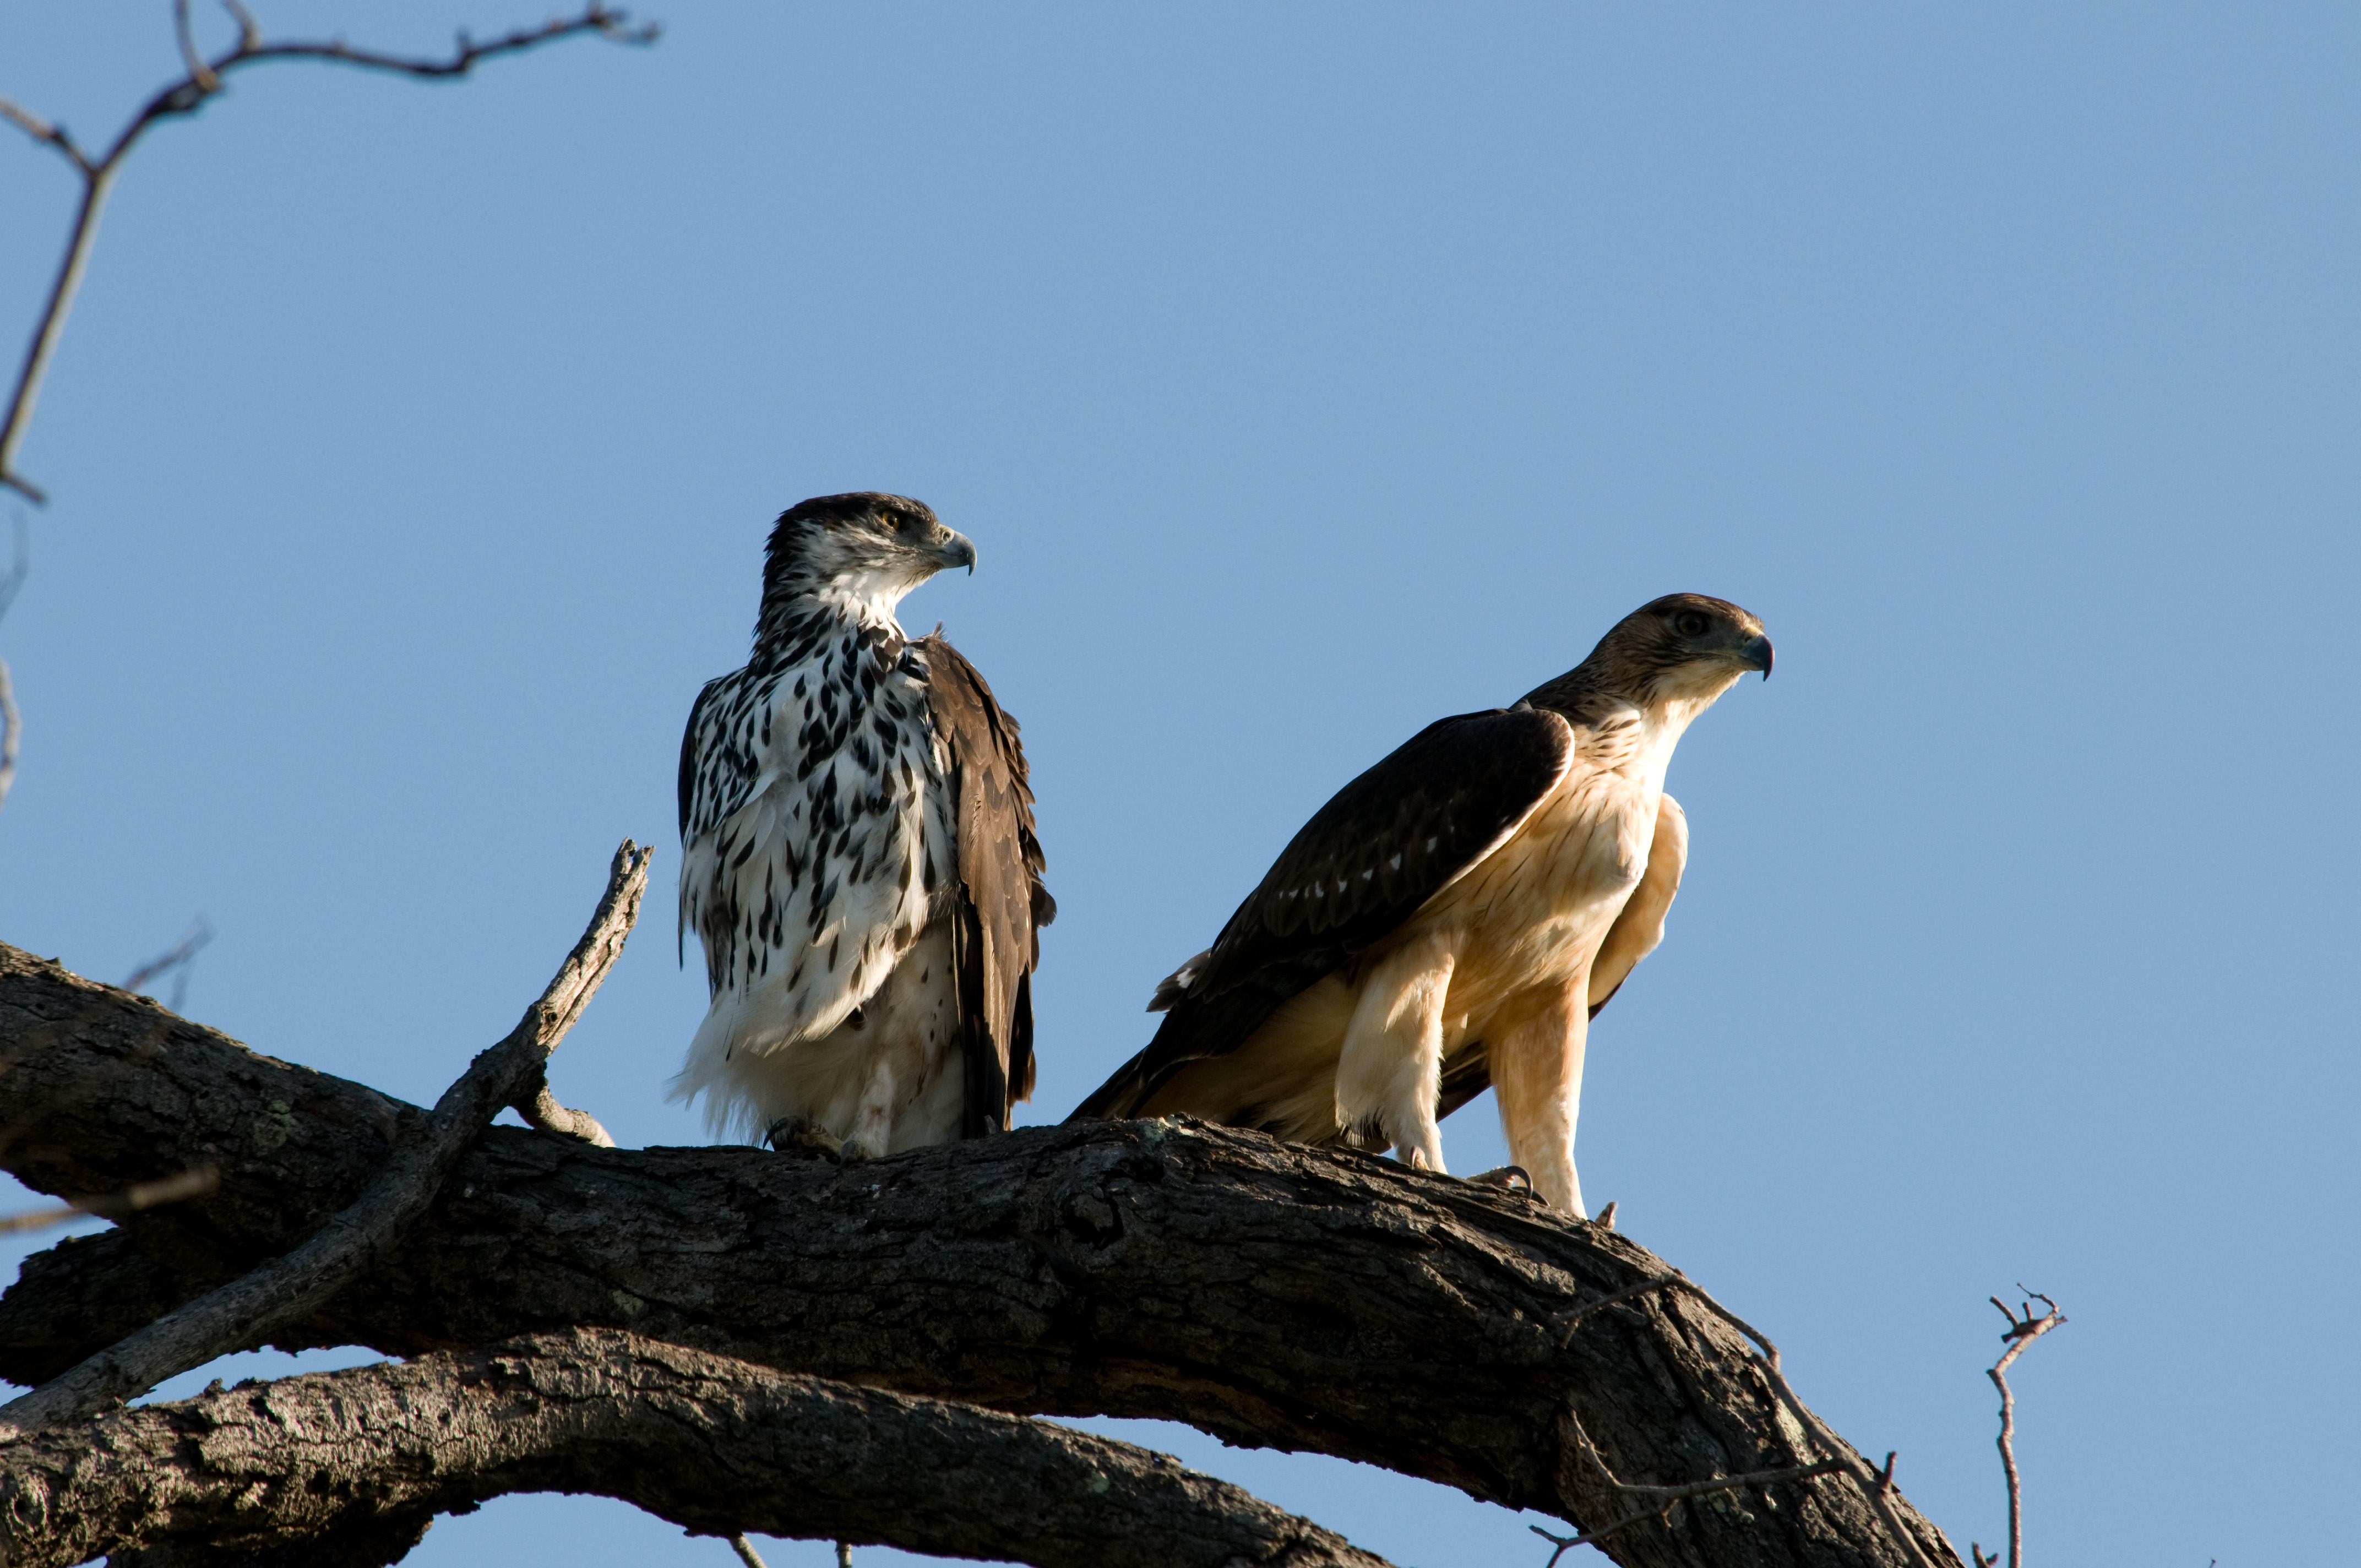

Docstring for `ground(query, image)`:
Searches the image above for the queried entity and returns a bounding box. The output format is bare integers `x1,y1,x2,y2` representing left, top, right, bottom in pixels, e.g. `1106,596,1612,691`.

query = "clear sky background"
3,4,2355,1565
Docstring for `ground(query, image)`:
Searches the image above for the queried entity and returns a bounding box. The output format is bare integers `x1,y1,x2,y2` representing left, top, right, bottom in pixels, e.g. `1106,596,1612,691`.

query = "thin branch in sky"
123,916,216,1013
1970,1289,2065,1568
0,512,25,810
0,2,660,504
0,1165,219,1237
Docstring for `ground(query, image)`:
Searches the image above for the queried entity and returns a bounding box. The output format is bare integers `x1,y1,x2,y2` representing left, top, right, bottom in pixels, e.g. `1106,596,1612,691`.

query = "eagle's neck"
755,576,911,656
1531,675,1738,792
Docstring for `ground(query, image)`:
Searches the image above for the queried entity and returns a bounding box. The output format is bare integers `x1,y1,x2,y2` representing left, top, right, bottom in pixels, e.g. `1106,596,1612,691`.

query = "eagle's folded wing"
1070,706,1574,1121
920,634,1053,1136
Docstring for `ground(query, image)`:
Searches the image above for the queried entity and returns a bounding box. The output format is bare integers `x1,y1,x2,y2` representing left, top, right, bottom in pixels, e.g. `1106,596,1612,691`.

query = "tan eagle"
1070,593,1769,1215
672,493,1051,1157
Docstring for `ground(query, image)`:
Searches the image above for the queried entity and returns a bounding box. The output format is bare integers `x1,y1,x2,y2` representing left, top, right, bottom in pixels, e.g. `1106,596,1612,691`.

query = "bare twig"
0,840,651,1438
1558,1269,1951,1568
1530,1404,1843,1566
1969,1289,2065,1568
172,0,221,93
0,513,24,810
0,650,18,813
0,3,659,503
513,1069,616,1147
0,515,25,623
728,1534,769,1568
0,1165,218,1236
837,1544,853,1567
121,916,215,1012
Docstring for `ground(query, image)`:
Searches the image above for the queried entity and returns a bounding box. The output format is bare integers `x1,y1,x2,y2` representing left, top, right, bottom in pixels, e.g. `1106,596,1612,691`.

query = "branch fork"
0,839,649,1440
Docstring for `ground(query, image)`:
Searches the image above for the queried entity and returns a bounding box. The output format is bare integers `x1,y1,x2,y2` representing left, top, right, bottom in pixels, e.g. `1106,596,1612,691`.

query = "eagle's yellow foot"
764,1115,844,1161
1466,1165,1543,1201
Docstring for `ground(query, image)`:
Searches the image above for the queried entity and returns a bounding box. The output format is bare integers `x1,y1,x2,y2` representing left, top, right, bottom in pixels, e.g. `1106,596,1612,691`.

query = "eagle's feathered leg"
1489,979,1590,1216
1334,933,1455,1173
843,1055,902,1161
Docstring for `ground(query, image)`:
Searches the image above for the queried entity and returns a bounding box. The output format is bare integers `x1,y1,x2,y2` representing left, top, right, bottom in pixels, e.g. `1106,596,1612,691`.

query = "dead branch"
512,1068,616,1147
121,916,214,1014
1559,1269,1950,1568
0,3,658,503
1969,1291,2065,1568
0,1329,1394,1568
0,1167,217,1237
0,938,1959,1568
0,514,23,810
0,841,648,1438
1528,1403,1843,1565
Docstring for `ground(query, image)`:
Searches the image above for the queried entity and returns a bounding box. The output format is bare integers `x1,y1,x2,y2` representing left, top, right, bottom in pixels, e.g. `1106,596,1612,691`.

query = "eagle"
1070,593,1770,1215
672,493,1052,1158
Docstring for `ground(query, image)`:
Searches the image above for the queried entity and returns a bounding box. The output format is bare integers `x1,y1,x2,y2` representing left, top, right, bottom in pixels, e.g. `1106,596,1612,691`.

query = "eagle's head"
1525,592,1773,718
1602,592,1774,705
760,492,976,630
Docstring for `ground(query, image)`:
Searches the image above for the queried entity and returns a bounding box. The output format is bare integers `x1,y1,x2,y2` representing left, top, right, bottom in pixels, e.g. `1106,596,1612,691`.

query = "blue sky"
3,4,2356,1565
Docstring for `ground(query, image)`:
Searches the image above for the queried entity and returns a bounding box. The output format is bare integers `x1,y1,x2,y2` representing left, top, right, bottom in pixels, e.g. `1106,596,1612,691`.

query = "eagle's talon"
764,1115,844,1161
1467,1164,1542,1201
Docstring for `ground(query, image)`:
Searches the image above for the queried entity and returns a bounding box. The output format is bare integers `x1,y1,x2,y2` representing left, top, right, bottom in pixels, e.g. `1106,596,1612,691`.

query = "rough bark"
0,1329,1389,1568
0,944,1961,1568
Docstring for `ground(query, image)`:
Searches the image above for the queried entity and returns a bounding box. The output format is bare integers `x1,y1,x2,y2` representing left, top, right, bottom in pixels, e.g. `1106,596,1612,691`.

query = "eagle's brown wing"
919,634,1054,1137
1069,706,1573,1122
1433,790,1689,1121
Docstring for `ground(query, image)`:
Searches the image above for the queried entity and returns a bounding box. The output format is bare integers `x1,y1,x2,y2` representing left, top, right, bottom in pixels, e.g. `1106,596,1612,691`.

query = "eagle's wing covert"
918,634,1053,1137
1069,705,1573,1121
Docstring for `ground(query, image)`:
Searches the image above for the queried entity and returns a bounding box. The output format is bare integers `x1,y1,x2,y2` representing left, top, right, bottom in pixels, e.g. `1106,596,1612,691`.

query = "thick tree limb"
0,842,648,1438
0,1329,1390,1568
0,942,1960,1568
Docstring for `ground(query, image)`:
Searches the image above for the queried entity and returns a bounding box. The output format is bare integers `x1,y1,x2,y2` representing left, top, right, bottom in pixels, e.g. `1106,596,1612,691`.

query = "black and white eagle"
671,493,1052,1156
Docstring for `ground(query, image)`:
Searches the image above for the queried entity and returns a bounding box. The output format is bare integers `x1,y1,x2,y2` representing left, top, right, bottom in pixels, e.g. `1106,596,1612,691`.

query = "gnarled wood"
0,1329,1390,1568
0,943,1960,1568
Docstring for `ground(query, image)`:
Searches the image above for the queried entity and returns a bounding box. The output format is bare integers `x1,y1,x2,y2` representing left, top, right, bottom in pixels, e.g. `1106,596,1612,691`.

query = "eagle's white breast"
671,589,957,1144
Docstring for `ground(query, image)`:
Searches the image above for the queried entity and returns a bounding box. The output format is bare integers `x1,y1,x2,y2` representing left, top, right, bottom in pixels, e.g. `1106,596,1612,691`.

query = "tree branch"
0,3,659,503
1969,1292,2064,1568
0,514,25,811
0,1329,1393,1568
0,1167,217,1238
0,842,648,1437
0,938,1959,1568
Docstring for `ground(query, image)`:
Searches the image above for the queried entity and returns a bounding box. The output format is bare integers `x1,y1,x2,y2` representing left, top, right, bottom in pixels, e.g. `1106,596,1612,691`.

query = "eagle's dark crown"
756,492,975,644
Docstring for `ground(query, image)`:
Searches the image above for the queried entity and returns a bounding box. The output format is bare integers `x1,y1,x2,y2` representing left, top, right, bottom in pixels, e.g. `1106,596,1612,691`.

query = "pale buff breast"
1406,760,1661,1053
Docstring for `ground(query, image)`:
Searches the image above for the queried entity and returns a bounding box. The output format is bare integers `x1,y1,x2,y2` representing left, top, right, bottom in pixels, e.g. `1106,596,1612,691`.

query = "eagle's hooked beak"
938,530,977,575
1738,631,1774,679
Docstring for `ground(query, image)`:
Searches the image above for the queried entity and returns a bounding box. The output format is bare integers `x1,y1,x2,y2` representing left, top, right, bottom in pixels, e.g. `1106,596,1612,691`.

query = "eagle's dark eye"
1673,611,1709,638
